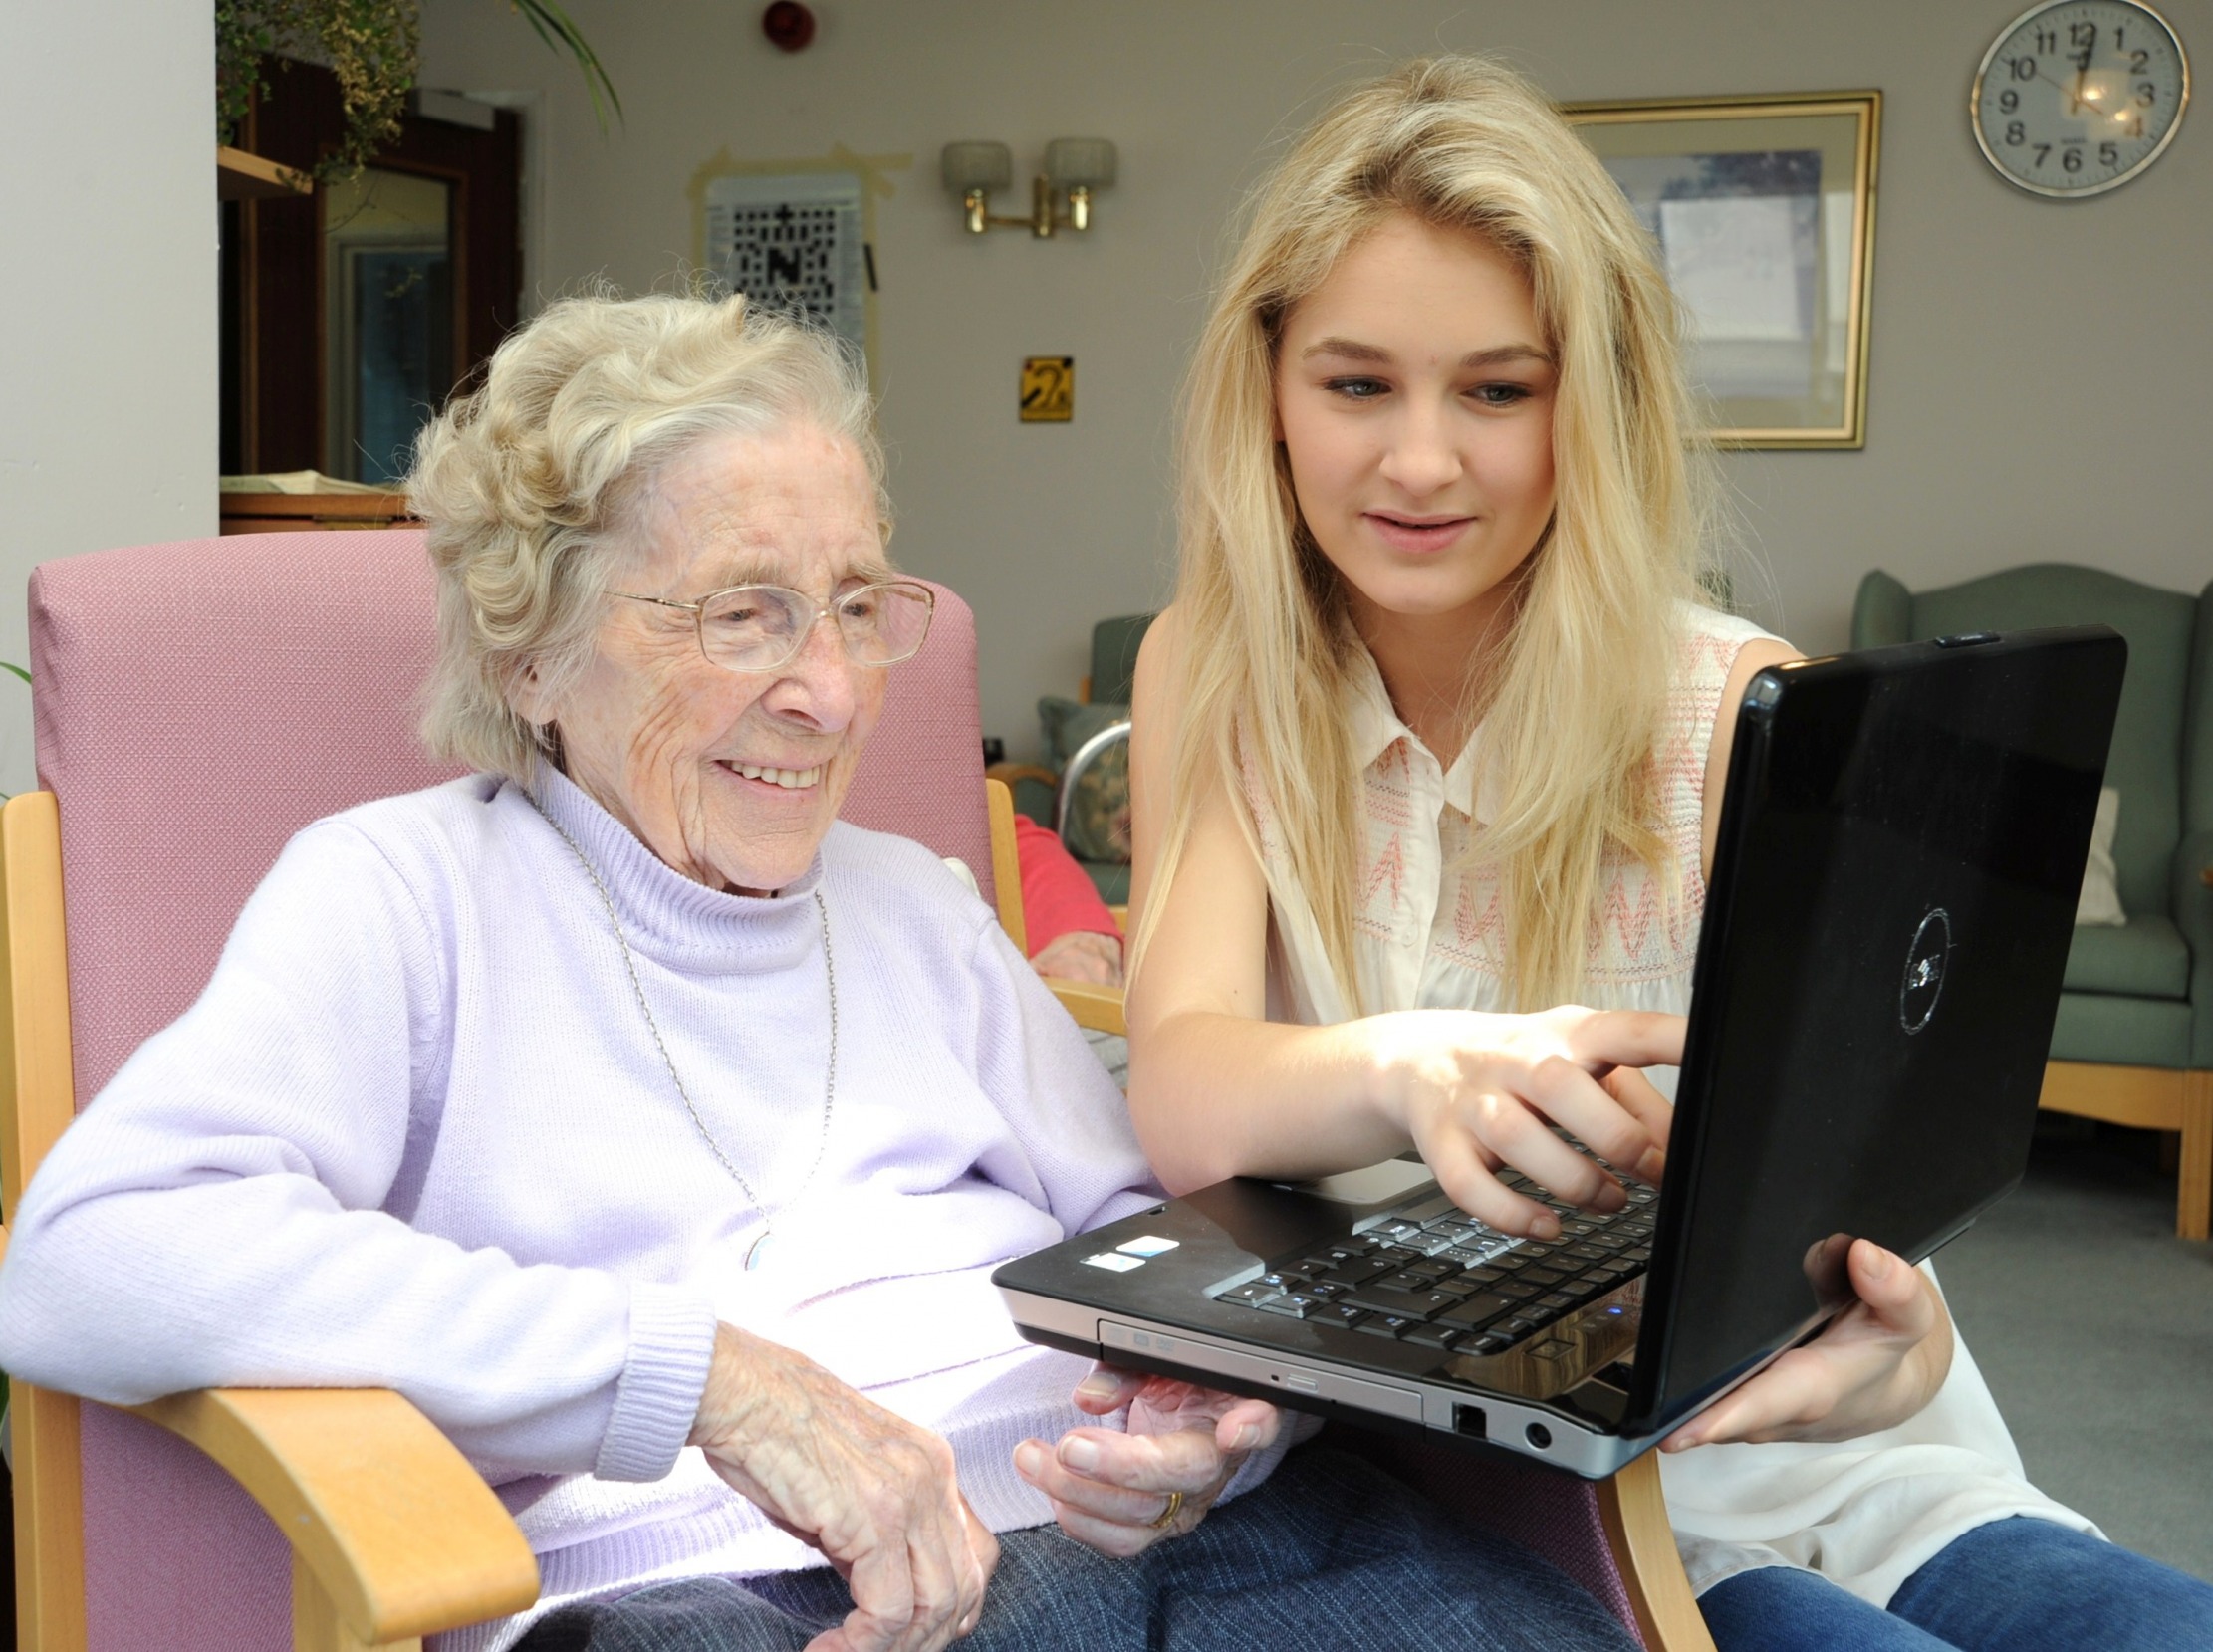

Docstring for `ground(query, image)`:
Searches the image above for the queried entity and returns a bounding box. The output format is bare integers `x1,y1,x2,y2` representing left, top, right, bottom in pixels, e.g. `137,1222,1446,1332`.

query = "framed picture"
688,145,911,380
1566,92,1881,449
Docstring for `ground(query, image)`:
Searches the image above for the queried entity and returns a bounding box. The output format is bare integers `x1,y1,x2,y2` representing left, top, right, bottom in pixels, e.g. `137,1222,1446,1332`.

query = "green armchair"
1853,564,2213,1239
989,613,1154,906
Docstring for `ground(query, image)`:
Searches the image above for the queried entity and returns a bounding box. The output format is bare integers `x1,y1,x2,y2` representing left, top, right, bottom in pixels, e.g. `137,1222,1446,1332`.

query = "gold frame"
1565,91,1882,450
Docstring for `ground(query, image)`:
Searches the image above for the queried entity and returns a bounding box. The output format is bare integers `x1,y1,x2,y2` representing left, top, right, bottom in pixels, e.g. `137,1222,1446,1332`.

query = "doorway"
222,58,521,481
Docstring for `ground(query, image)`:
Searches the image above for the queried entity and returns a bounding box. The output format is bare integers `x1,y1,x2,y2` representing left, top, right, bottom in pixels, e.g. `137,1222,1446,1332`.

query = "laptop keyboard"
1214,1170,1655,1357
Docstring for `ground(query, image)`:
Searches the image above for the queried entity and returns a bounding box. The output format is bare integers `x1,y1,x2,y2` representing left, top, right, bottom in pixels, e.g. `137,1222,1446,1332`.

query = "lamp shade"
1044,138,1116,190
940,141,1013,194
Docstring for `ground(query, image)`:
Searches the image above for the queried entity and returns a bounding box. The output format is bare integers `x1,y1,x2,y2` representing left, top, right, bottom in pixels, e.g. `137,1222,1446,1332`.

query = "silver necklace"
529,793,837,1271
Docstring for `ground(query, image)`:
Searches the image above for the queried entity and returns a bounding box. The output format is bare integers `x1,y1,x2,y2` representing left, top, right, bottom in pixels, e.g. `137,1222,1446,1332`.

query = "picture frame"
687,144,911,382
1565,91,1881,449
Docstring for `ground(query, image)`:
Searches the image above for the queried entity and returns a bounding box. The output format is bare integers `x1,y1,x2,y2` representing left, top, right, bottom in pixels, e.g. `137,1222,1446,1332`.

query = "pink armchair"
3,530,1705,1650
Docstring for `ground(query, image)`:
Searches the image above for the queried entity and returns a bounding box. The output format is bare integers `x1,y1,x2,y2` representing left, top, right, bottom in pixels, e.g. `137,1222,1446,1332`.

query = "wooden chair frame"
3,792,540,1651
2038,1061,2212,1240
982,782,1714,1651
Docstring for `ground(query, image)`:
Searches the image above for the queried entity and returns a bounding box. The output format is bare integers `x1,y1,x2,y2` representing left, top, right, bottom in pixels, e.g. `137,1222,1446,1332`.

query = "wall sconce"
940,138,1116,237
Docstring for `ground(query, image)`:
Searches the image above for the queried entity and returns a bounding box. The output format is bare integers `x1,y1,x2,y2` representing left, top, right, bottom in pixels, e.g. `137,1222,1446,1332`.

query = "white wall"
418,0,2213,761
0,0,217,795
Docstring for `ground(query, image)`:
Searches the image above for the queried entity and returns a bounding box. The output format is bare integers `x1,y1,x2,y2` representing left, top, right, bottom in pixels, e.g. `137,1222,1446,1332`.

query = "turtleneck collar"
505,764,828,974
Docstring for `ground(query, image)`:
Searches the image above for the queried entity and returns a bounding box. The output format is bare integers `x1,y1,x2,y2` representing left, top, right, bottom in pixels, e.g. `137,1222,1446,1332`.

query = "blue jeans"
513,1443,1638,1652
1701,1515,2213,1651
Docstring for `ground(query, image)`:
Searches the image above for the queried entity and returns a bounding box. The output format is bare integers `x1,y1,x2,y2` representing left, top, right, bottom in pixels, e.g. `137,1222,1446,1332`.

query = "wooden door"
221,58,522,480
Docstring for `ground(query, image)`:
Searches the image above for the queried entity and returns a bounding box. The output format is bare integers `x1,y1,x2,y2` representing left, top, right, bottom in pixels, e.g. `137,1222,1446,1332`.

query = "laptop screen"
1623,629,2124,1436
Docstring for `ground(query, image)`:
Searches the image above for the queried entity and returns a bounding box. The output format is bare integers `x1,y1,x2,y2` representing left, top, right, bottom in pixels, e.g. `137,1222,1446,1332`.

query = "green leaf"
0,663,30,685
509,0,623,134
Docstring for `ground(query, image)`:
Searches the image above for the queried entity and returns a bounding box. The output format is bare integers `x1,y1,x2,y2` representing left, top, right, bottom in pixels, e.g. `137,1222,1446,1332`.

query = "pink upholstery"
1349,1432,1644,1643
28,531,990,1651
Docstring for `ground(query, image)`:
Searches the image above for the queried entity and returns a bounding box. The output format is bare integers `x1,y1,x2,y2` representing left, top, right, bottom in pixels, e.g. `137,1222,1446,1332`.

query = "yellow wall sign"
1020,356,1074,422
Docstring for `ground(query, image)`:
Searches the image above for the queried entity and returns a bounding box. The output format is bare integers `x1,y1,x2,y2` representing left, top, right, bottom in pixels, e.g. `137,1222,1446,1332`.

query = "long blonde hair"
1149,56,1712,1013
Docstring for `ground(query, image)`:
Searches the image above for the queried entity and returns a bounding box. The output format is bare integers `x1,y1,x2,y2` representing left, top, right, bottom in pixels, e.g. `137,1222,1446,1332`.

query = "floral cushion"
1038,695,1132,864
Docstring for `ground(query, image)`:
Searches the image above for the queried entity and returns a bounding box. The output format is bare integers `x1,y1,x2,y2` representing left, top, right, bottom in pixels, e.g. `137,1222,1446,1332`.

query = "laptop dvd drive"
995,627,2125,1476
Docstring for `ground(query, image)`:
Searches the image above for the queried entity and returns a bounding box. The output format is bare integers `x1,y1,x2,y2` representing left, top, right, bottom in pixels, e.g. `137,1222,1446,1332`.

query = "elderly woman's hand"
1031,930,1124,987
690,1323,998,1652
1011,1366,1282,1556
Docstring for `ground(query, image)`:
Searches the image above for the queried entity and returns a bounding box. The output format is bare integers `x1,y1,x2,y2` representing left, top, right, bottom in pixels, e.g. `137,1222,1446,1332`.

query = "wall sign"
688,145,910,376
1021,356,1074,422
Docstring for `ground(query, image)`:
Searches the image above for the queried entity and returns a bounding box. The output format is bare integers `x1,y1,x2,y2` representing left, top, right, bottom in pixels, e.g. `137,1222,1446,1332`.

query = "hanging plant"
216,0,620,187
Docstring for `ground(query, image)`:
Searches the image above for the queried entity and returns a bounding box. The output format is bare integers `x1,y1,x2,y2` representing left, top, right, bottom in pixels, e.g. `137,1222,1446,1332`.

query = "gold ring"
1149,1489,1184,1531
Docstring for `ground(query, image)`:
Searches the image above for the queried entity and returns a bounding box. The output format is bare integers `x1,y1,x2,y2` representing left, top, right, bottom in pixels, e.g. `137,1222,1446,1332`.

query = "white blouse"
1244,603,2096,1605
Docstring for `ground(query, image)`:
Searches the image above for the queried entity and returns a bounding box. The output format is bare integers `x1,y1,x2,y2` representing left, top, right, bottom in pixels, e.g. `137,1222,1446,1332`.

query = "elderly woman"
0,294,1641,1652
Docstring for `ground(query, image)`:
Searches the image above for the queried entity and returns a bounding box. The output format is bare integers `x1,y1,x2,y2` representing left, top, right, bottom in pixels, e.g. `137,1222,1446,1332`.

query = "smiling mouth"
725,761,825,790
1369,511,1474,530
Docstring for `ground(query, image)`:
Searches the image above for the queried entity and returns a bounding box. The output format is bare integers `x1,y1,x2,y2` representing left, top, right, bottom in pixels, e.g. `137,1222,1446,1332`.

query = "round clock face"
1972,0,2191,196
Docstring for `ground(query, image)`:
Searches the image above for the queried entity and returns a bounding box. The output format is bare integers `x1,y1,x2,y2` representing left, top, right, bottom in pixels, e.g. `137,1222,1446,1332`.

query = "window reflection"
323,167,454,484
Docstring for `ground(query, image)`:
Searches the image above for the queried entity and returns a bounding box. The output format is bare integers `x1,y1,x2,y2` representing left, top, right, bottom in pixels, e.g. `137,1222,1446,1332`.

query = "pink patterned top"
1252,603,1776,1024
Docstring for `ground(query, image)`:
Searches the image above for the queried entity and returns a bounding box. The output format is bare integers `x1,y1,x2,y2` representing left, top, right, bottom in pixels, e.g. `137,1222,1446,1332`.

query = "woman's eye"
1321,376,1388,401
1469,382,1533,408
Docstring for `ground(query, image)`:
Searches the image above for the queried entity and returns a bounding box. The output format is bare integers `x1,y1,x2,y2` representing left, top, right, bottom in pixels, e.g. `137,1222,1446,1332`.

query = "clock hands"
2005,55,2134,130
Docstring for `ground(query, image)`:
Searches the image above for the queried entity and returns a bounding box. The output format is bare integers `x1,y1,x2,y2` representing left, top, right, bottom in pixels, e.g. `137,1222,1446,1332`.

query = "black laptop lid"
1621,627,2124,1437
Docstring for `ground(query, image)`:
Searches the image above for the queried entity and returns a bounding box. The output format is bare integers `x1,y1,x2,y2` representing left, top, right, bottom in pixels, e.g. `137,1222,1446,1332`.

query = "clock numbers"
1972,1,2190,197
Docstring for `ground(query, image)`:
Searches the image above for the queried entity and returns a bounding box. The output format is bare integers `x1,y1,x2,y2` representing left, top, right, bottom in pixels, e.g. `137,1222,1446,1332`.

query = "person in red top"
1013,814,1123,985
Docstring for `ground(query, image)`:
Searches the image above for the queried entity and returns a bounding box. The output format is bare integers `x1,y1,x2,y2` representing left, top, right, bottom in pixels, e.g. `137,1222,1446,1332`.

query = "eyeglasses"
613,579,936,674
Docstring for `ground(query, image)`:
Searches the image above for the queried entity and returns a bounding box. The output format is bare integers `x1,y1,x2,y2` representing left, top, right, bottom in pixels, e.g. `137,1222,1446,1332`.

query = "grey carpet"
1935,1119,2213,1581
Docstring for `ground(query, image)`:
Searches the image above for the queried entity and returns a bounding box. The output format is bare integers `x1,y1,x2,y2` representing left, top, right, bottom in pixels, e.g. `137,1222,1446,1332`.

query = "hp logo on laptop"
1899,907,1952,1036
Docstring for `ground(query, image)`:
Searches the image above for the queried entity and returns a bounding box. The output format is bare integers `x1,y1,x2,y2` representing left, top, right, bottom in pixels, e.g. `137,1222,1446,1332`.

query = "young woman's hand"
1366,1005,1683,1238
1011,1366,1282,1556
1659,1238,1954,1451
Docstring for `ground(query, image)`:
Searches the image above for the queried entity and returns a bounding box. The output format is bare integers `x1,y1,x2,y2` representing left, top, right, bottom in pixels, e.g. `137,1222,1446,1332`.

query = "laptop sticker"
1116,1236,1179,1257
1083,1252,1145,1272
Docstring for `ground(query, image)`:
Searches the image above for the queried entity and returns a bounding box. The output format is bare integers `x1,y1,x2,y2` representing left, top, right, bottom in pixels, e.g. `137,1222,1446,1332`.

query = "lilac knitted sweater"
0,769,1198,1648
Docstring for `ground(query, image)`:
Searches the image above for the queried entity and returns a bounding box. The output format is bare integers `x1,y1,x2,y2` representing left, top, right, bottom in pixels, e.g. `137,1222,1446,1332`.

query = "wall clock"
1972,1,2190,196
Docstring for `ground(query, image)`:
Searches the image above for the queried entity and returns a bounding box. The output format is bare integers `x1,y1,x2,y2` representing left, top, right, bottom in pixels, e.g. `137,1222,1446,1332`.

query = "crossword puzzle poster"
703,171,868,359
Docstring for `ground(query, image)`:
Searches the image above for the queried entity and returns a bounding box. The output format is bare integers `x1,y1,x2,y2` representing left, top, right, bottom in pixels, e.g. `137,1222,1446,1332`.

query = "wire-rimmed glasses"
612,580,936,673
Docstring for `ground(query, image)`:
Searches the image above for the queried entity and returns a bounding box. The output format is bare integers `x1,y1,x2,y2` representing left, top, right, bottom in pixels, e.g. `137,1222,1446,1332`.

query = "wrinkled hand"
1662,1239,1953,1451
1012,1366,1282,1556
1032,930,1124,987
690,1322,998,1652
1372,1006,1682,1238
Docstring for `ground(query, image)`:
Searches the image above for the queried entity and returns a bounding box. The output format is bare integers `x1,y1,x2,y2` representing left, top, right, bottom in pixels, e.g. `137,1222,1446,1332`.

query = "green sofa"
992,614,1153,906
1853,564,2213,1238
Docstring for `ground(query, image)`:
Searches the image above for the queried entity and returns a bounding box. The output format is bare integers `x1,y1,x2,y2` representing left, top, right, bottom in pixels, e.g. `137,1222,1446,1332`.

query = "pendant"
743,1230,775,1271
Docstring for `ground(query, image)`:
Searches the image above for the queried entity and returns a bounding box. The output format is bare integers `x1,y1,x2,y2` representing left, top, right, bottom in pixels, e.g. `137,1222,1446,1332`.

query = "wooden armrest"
1597,1450,1715,1652
1048,979,1127,1037
125,1387,539,1647
984,762,1062,792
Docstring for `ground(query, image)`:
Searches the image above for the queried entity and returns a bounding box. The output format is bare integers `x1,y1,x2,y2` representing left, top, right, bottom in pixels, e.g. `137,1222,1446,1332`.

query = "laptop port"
1525,1421,1553,1450
1453,1404,1487,1440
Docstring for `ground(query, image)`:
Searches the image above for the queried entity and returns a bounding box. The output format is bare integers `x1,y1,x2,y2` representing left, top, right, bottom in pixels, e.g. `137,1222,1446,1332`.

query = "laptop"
995,626,2126,1477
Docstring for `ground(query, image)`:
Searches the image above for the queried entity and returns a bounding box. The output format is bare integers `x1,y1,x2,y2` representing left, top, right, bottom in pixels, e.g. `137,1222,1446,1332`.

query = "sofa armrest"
2172,830,2213,1068
126,1387,539,1646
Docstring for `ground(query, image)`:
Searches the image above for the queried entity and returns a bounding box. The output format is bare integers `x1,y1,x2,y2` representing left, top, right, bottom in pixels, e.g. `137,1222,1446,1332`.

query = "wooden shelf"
220,493,415,534
218,145,310,202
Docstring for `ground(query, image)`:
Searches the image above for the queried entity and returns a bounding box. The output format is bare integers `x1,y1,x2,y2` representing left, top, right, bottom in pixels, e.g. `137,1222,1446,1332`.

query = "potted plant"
216,0,620,184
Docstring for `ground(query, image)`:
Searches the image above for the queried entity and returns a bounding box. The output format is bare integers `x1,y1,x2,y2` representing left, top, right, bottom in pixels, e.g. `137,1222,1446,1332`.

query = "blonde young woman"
1115,57,2213,1652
